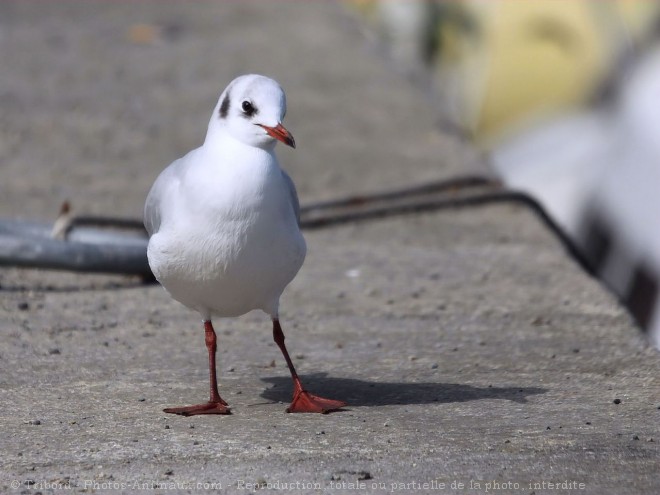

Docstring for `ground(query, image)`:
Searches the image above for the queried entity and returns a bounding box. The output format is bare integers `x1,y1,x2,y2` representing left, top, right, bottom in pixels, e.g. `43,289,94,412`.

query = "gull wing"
281,169,301,225
143,158,185,237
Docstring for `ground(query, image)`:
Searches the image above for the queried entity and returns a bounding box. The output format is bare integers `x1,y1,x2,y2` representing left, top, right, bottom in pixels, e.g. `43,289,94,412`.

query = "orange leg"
164,320,231,416
272,319,346,413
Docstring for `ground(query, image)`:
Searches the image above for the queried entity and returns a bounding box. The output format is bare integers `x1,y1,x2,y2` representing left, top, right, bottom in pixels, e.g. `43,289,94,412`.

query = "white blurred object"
492,111,612,236
492,46,660,347
375,0,437,73
588,47,660,345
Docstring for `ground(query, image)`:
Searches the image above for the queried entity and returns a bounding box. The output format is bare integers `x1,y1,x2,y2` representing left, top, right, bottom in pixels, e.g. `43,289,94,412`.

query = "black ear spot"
219,93,230,119
241,100,257,118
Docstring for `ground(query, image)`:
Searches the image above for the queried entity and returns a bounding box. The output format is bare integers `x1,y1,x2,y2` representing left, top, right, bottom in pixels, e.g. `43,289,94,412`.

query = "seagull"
144,74,346,415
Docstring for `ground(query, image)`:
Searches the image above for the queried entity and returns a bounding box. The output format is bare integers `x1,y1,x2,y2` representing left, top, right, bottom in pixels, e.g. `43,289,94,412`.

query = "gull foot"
287,390,347,414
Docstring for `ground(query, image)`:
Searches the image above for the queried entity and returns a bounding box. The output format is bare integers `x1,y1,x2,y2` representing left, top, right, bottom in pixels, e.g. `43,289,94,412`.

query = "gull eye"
241,100,256,117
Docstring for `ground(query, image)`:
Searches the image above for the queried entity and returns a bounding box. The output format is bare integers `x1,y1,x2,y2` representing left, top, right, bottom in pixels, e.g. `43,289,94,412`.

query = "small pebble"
613,399,622,404
345,269,361,278
48,348,61,355
431,363,438,369
18,301,30,311
164,425,170,429
29,420,41,425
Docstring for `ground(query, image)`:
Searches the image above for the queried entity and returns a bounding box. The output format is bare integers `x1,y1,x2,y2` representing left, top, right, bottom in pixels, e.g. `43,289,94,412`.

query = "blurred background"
1,0,660,346
349,0,660,347
2,3,659,486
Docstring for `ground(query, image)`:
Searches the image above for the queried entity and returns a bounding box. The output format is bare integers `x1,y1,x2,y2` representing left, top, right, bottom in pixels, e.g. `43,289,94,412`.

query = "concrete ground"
0,2,658,494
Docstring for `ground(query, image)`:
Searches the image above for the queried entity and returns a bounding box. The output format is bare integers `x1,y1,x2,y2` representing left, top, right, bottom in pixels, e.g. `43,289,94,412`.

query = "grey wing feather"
281,169,301,225
143,158,183,237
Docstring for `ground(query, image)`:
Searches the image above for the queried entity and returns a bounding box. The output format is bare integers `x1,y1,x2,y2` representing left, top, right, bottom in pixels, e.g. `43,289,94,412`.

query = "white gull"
144,74,346,415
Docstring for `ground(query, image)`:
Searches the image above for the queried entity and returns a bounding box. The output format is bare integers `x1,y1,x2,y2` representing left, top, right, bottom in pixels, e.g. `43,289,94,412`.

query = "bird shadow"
260,373,546,407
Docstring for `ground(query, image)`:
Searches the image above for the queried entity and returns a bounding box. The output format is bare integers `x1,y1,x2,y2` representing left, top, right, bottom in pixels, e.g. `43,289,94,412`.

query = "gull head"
207,74,295,150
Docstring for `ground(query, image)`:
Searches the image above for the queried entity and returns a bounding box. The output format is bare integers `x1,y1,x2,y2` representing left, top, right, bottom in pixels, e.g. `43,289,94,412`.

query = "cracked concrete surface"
0,2,658,494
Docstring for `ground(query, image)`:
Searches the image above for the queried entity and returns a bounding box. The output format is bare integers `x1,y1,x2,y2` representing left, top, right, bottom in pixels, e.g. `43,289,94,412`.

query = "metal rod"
0,175,589,279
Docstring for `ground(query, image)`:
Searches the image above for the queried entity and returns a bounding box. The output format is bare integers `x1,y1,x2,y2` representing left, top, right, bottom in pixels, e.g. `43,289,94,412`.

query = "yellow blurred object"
347,0,660,147
438,0,660,146
476,2,607,142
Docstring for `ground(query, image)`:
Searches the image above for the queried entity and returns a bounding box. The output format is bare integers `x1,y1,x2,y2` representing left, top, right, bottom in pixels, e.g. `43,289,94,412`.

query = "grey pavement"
0,2,658,494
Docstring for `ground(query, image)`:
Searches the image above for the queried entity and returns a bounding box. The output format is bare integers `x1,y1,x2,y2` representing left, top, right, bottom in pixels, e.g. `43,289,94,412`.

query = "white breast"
147,142,306,320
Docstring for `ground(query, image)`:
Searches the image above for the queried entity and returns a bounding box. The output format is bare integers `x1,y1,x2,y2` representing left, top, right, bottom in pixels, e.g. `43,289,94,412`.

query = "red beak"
258,123,296,148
